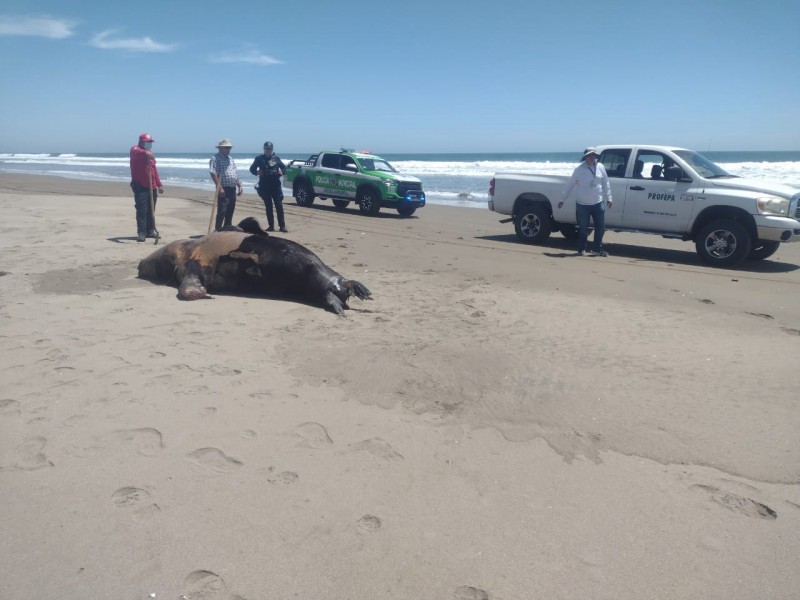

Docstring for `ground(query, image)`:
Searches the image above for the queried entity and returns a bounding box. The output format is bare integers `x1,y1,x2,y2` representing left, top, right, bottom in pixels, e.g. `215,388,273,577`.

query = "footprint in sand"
182,570,244,600
454,586,490,600
114,427,164,456
0,398,21,417
267,470,299,485
690,484,777,520
112,486,151,507
0,436,53,471
345,437,404,460
356,514,382,534
295,422,334,449
111,486,160,513
186,448,243,473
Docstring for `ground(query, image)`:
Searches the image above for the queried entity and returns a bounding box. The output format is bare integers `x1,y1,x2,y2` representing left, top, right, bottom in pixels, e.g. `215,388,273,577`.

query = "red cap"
138,133,154,143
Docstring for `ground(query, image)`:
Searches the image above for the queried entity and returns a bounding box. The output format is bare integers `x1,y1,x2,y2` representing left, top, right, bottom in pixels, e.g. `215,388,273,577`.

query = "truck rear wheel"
358,187,381,216
515,203,552,243
294,181,315,206
332,199,350,209
695,218,752,267
747,240,780,261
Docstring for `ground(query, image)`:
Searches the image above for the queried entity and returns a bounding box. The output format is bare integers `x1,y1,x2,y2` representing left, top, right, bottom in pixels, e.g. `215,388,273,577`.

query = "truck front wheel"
515,203,552,244
358,187,381,216
397,206,416,217
695,219,752,267
294,181,315,206
747,240,780,261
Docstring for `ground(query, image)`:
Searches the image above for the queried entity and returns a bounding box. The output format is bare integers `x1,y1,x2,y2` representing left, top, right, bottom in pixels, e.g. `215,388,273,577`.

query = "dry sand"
1,173,799,599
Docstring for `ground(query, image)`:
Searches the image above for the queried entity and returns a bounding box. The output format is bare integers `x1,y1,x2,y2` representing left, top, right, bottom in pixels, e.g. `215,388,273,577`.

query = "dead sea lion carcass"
137,220,372,314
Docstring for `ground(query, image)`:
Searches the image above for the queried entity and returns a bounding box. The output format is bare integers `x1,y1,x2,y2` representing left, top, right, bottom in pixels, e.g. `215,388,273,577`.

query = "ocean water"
1,150,798,209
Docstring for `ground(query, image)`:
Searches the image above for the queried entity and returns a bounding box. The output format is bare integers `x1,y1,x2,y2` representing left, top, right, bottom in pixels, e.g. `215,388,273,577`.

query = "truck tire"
747,240,780,261
695,218,752,266
357,187,381,216
397,206,416,217
294,181,315,206
332,199,350,209
559,224,579,240
514,203,552,244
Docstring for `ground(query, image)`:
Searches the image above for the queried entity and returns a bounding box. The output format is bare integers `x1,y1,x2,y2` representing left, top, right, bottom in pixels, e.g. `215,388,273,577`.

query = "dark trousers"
259,183,285,229
132,182,157,236
215,186,237,231
576,201,605,253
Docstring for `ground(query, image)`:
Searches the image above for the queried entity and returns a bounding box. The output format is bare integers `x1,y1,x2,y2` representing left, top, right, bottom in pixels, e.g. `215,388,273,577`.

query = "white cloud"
209,49,282,66
90,30,176,53
0,15,76,39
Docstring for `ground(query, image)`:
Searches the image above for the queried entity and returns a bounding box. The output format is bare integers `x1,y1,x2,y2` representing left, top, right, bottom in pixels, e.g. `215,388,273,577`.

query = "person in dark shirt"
249,141,287,232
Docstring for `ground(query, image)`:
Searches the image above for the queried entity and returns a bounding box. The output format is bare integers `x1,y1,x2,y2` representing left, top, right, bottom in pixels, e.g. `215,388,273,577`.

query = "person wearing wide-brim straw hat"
209,138,243,231
558,146,613,256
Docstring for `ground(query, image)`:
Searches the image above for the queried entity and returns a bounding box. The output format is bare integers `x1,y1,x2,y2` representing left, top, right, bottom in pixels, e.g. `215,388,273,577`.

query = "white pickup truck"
488,145,800,266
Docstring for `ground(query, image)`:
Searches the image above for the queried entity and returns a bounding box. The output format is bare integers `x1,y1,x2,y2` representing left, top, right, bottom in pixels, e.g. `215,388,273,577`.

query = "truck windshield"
674,150,734,179
358,158,397,173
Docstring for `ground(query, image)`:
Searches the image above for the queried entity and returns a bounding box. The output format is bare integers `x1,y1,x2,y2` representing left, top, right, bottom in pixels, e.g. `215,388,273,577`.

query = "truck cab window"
635,151,669,180
321,154,341,169
600,149,630,178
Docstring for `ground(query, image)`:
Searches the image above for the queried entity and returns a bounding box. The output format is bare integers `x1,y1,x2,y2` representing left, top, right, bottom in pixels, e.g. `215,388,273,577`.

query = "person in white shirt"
558,147,613,256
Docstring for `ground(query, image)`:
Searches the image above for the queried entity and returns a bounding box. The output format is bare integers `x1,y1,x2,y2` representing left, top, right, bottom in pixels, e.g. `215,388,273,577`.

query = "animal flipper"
344,280,372,301
323,291,346,315
178,273,213,300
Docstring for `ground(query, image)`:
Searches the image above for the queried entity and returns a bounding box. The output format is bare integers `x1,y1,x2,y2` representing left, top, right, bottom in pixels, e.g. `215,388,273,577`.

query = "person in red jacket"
129,132,164,242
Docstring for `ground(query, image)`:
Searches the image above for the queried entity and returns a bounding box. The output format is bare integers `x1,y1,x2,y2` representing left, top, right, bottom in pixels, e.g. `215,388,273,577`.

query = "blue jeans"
131,181,157,236
576,202,605,253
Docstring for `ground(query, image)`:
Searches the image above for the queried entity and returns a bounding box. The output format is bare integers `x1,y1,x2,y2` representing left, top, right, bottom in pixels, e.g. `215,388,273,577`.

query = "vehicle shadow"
475,234,800,273
289,201,417,220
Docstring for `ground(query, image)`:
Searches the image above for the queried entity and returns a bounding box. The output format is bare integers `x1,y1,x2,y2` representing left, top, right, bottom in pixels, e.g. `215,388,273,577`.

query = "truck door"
598,148,631,227
314,153,342,196
621,150,695,232
335,155,360,199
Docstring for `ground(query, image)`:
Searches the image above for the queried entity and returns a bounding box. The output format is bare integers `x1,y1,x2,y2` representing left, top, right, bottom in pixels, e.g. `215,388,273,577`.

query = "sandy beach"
1,172,798,600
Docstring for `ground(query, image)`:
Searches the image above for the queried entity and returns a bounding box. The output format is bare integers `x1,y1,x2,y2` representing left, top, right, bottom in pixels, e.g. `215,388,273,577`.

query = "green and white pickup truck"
283,150,426,217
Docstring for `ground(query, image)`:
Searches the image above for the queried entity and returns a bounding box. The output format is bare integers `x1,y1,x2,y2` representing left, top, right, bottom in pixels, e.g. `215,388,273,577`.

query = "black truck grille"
397,182,422,196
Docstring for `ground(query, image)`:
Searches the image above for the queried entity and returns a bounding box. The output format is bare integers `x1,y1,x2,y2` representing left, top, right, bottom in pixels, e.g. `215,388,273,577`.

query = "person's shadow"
107,236,144,244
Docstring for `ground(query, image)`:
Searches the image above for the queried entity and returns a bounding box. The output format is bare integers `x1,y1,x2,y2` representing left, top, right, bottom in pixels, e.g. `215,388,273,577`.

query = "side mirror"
664,166,686,181
344,164,358,173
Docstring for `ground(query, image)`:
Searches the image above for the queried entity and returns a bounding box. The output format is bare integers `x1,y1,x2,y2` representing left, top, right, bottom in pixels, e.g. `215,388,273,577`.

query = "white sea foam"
2,153,798,206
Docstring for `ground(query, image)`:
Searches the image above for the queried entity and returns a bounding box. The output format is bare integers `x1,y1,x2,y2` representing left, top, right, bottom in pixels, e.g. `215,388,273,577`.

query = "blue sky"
0,0,798,154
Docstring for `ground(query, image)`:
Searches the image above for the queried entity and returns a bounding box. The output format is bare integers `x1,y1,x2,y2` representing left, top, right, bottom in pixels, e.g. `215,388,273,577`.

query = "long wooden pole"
148,167,160,245
208,178,222,235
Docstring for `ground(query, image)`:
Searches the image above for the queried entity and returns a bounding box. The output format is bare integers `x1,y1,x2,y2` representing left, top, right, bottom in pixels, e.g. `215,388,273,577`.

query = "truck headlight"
757,196,789,216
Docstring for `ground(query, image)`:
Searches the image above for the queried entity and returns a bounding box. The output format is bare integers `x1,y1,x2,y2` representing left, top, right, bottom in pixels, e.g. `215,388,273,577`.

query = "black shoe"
136,235,146,242
590,249,608,257
266,227,275,232
279,227,288,233
576,250,584,256
146,230,159,238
